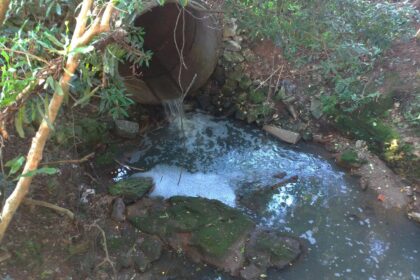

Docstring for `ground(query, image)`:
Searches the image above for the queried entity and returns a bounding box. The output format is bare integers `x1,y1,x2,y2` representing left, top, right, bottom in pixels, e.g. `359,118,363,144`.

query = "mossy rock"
249,89,267,104
335,114,399,151
246,231,301,269
95,144,118,166
129,196,254,258
129,215,168,237
338,149,366,168
109,177,154,201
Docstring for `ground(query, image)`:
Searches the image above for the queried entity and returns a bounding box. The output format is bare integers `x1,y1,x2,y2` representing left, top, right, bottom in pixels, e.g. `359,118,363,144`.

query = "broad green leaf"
5,156,25,176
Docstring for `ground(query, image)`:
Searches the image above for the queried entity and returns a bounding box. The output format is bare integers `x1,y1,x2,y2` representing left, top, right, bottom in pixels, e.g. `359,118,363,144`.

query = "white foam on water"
133,164,237,207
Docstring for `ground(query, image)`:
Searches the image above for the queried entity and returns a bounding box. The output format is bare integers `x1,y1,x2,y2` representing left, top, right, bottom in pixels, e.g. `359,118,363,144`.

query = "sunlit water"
122,112,420,280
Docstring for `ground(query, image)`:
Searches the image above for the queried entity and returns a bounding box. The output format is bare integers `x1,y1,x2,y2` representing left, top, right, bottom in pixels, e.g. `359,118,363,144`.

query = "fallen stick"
114,159,144,171
273,171,287,180
41,152,95,165
23,198,75,220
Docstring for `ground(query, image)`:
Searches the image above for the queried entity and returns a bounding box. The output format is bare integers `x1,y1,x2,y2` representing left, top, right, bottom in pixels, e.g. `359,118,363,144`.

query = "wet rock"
263,125,301,144
245,230,301,270
128,196,254,275
114,120,139,139
108,177,154,202
111,198,126,221
310,98,323,119
240,264,264,280
225,40,242,52
197,94,212,110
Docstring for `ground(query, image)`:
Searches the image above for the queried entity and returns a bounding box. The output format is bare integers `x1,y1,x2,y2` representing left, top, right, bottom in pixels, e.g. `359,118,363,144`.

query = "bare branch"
0,0,10,28
23,198,75,220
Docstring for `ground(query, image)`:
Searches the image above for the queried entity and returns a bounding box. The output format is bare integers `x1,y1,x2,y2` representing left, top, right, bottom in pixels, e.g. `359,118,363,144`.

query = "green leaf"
5,156,25,176
18,167,59,179
46,76,55,90
54,81,64,96
15,107,25,138
44,31,64,48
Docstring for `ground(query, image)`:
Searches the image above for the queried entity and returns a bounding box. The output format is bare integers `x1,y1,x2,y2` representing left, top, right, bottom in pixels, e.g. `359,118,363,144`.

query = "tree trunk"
0,0,114,242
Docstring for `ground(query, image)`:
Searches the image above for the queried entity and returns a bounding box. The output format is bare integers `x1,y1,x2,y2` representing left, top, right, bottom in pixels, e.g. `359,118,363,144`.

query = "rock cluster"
197,17,304,144
126,196,302,279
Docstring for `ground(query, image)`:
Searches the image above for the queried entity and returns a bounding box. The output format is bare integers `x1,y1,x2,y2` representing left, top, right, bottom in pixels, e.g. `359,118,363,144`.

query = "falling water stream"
119,103,420,280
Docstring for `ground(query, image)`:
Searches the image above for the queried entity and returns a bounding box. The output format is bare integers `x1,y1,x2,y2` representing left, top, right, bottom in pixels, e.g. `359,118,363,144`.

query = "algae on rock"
109,177,154,201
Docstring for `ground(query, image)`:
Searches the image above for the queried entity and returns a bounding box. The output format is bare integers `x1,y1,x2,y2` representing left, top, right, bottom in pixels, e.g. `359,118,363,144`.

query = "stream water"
122,111,420,280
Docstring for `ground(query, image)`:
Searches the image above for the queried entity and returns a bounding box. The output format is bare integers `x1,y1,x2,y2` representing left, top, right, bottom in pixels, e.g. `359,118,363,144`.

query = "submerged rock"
109,177,154,202
246,230,301,270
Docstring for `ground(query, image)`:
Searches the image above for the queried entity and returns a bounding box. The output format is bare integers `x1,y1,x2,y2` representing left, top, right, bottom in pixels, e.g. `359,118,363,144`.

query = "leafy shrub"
226,0,418,112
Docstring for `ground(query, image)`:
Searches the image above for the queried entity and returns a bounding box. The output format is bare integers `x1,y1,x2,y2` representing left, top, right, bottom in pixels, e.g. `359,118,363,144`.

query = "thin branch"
88,220,117,279
0,48,52,65
41,152,95,165
23,198,75,220
114,159,144,171
254,65,284,91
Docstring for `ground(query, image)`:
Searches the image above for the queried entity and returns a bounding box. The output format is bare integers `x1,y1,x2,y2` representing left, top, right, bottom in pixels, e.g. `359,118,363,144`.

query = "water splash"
162,97,185,128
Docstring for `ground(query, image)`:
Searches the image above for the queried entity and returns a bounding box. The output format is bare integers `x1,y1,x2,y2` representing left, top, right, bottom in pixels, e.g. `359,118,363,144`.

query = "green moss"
192,215,253,257
335,114,399,150
129,196,255,258
249,89,266,104
107,236,125,251
256,233,296,263
340,149,359,164
129,215,168,237
108,177,154,200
